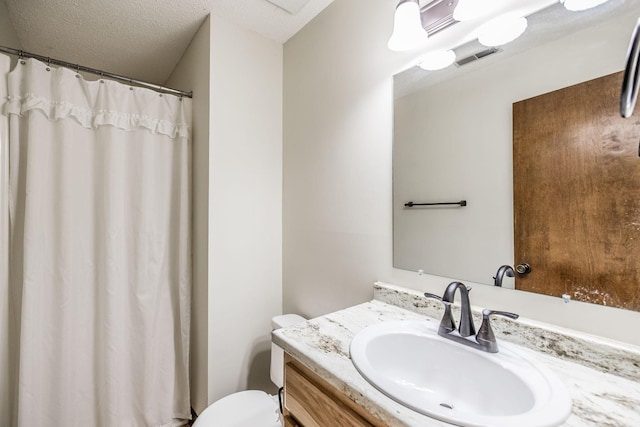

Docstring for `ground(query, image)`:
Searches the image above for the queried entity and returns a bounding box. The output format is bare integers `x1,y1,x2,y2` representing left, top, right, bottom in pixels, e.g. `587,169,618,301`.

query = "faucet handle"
476,309,519,353
424,292,453,307
424,292,450,304
483,309,519,320
423,292,441,301
423,292,455,333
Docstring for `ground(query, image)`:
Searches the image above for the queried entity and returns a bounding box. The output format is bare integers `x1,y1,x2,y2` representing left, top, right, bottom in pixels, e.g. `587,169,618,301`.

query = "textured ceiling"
3,0,334,85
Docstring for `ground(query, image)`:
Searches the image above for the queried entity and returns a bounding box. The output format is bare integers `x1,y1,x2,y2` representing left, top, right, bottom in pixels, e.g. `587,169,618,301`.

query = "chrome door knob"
515,263,531,274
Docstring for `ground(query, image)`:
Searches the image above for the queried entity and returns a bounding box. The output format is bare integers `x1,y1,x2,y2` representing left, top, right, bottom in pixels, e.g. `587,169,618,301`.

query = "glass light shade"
477,14,528,47
453,0,489,21
418,50,457,71
561,0,609,11
388,0,429,52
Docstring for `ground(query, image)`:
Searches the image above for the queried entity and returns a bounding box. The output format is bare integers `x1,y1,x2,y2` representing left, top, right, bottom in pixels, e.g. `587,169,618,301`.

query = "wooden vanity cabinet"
282,353,384,427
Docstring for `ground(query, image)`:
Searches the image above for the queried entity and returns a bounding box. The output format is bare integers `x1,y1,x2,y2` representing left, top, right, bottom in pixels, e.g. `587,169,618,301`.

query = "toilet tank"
270,314,306,388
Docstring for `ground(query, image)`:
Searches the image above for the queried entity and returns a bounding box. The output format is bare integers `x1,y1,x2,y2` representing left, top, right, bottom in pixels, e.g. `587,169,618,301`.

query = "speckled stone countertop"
272,282,640,427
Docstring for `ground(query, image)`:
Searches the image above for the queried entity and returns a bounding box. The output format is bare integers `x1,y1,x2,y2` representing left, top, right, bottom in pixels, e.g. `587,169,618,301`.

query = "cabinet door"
283,414,301,427
284,355,377,427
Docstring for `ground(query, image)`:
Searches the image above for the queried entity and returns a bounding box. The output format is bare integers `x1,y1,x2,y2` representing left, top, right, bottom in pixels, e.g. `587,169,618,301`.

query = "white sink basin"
350,321,572,427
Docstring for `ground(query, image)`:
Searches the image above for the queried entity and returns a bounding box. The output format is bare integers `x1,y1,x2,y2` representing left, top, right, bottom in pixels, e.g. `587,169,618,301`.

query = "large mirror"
393,0,640,309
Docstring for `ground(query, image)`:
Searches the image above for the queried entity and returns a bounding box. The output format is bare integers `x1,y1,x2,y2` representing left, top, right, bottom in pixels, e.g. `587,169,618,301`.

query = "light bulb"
388,0,429,52
477,14,528,47
453,0,489,21
561,0,609,11
418,50,457,71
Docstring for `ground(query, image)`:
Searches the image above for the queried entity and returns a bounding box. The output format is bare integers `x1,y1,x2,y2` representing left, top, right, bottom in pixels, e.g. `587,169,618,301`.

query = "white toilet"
193,314,306,427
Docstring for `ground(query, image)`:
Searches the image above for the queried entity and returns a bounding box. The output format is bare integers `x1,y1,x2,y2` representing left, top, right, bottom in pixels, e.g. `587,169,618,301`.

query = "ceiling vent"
455,47,501,67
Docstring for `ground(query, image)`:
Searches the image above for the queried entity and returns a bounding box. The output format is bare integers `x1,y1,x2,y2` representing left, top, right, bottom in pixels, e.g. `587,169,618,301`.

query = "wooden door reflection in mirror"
513,71,640,310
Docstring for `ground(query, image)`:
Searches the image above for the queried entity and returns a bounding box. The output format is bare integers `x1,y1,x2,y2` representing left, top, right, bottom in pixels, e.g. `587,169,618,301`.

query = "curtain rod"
0,46,193,98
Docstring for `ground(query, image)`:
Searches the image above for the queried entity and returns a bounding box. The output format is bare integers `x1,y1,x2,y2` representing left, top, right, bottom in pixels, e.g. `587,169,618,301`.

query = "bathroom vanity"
282,354,380,426
273,282,640,427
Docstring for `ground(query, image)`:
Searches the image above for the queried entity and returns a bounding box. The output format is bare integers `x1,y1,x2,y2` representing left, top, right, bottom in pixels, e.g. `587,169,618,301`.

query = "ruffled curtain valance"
4,58,191,139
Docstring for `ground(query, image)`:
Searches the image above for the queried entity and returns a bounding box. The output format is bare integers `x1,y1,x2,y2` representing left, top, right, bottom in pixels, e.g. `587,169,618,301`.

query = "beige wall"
167,13,284,411
283,0,640,346
208,15,283,402
0,0,19,49
283,0,401,317
165,16,211,414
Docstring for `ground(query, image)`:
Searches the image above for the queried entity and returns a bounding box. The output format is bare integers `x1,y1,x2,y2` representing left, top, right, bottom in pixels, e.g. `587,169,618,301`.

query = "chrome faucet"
493,265,515,287
425,281,519,353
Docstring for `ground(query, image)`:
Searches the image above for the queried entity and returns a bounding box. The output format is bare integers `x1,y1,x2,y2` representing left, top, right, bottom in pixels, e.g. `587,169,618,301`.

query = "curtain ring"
46,57,51,72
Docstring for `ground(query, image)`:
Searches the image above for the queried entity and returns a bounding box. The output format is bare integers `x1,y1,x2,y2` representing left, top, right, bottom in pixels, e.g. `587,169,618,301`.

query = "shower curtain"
0,54,191,427
0,53,11,427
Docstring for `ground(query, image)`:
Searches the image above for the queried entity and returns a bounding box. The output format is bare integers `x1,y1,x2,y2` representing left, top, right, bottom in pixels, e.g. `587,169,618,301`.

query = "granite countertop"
272,283,640,427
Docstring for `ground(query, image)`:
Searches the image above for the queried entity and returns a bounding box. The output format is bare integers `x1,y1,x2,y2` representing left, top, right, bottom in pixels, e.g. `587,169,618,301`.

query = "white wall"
167,14,284,411
283,0,640,346
165,16,211,415
208,15,283,402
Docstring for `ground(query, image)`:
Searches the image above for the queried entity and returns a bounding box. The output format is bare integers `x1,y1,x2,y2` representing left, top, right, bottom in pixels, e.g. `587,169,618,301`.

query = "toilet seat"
193,315,306,427
192,390,281,427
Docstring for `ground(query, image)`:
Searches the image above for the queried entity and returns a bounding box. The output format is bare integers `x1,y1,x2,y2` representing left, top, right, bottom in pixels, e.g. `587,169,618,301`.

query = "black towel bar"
404,200,467,207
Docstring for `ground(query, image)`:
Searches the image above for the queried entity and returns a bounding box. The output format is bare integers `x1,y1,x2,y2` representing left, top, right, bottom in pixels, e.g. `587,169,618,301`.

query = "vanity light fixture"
561,0,610,11
388,0,429,52
388,0,584,71
388,0,530,66
477,13,528,47
418,49,457,70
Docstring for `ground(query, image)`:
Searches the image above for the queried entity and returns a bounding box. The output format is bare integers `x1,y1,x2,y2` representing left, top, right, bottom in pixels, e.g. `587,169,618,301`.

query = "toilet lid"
193,390,281,427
